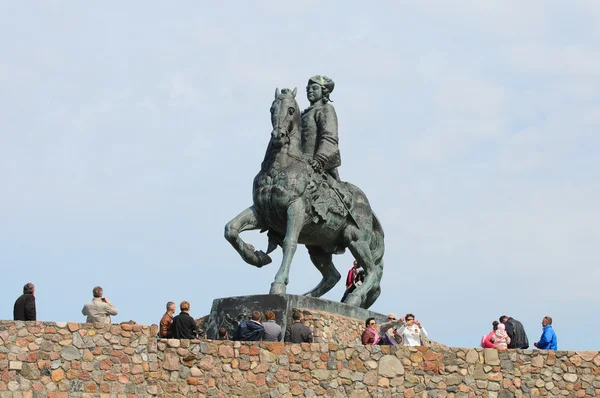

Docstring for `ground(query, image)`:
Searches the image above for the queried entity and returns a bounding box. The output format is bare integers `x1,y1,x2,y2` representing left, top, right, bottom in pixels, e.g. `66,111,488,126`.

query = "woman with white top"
397,313,428,346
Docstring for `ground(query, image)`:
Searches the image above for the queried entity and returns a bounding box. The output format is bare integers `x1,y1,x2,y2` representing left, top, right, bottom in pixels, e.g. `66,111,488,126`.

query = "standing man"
82,286,118,324
14,282,36,321
171,301,199,339
301,75,341,180
284,311,314,343
499,315,529,349
159,301,176,338
341,260,364,302
534,316,558,350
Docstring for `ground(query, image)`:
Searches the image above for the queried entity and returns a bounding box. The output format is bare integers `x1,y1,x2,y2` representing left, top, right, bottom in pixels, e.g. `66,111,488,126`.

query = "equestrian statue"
224,76,385,309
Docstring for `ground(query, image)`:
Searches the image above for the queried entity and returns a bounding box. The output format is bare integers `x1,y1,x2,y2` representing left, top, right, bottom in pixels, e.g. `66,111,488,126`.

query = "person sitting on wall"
341,260,365,302
262,311,282,342
284,311,314,343
361,317,380,345
14,282,36,321
159,301,176,338
171,301,199,339
82,286,118,324
234,311,265,341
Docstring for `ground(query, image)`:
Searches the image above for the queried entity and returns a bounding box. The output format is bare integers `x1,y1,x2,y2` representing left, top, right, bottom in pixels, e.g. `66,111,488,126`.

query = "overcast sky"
1,1,599,350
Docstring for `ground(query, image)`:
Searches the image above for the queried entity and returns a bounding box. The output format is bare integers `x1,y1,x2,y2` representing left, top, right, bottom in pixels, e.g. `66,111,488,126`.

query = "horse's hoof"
254,250,272,267
269,282,287,295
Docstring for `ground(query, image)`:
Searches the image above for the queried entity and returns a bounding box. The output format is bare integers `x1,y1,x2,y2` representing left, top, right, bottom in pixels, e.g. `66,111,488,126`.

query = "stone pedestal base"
205,294,387,344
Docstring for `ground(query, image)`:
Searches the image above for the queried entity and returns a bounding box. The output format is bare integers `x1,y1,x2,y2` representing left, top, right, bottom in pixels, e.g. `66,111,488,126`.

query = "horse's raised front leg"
224,206,272,267
270,200,305,295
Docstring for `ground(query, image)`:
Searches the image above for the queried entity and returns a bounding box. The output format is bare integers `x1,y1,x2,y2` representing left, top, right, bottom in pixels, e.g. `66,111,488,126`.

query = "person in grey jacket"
82,286,118,324
262,311,282,341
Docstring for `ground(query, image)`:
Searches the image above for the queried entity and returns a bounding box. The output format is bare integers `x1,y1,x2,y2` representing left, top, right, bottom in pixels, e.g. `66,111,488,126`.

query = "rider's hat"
307,75,335,94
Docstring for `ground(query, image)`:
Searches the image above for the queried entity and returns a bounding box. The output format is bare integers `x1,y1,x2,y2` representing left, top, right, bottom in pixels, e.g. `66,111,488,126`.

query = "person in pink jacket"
492,323,511,350
481,320,499,348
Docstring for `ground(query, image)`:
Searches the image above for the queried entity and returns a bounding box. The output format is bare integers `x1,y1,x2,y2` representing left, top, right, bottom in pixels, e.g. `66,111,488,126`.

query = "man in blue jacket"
534,316,558,350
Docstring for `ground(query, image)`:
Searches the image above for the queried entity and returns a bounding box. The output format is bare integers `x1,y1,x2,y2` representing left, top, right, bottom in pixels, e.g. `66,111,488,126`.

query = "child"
492,323,511,350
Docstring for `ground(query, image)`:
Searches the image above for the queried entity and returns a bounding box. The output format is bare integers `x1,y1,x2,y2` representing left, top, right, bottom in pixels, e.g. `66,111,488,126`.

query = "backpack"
233,320,248,341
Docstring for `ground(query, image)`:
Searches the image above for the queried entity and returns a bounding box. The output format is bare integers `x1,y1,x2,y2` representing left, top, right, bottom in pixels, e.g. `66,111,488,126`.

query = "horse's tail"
370,212,385,269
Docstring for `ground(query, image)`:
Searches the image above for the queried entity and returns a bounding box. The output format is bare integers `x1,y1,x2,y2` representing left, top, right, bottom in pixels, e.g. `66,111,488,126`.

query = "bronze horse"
224,88,384,308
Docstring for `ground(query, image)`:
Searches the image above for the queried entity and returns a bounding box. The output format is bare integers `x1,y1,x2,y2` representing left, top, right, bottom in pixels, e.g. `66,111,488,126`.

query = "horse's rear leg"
224,206,272,267
342,227,380,309
270,200,305,295
303,246,341,298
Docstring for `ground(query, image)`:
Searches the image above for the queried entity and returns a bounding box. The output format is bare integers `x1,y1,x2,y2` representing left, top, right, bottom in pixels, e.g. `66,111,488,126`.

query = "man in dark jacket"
500,315,529,349
171,301,198,339
284,311,314,343
235,311,265,341
14,283,36,321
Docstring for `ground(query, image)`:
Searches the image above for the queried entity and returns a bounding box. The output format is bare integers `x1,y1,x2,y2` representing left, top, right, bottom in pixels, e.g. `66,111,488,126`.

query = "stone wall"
1,320,599,397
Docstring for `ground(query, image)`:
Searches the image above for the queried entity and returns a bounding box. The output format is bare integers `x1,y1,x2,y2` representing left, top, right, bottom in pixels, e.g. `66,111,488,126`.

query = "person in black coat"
171,301,199,339
500,315,529,349
14,283,36,321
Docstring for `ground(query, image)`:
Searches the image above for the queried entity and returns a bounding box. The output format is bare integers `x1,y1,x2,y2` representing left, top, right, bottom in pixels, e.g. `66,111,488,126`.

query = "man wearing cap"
301,75,341,180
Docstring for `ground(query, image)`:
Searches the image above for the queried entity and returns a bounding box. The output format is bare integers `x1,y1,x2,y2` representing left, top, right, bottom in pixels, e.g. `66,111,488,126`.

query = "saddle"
307,175,354,225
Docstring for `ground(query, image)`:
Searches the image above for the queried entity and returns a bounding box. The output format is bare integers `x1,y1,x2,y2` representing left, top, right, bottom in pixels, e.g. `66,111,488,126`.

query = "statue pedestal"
205,294,387,344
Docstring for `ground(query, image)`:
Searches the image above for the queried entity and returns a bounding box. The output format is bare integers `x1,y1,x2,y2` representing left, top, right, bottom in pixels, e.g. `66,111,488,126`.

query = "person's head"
497,323,505,331
499,315,508,324
492,320,499,331
251,311,262,322
93,286,103,298
23,283,35,295
166,301,175,314
292,311,303,322
353,260,360,269
405,313,415,326
542,316,552,326
387,313,397,322
218,327,228,338
265,311,276,321
306,75,334,105
365,317,376,328
180,301,190,312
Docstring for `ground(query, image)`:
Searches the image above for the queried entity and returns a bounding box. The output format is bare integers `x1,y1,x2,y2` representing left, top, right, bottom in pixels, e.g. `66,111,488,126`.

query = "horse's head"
270,87,300,146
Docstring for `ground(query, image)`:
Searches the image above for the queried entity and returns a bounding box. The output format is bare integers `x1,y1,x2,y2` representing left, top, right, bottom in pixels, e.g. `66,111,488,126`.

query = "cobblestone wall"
1,320,599,397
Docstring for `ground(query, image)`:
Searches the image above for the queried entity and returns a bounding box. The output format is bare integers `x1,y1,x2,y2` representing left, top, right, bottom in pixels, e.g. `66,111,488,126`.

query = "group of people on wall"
158,301,314,344
362,313,428,346
481,315,557,351
13,282,558,351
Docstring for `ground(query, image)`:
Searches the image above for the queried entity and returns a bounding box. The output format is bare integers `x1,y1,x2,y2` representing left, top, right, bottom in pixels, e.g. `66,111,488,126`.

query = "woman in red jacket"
481,320,499,348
